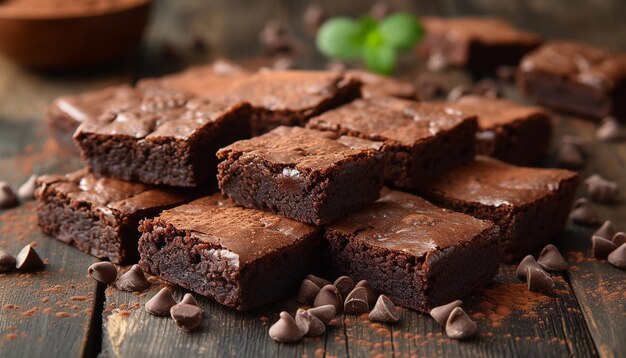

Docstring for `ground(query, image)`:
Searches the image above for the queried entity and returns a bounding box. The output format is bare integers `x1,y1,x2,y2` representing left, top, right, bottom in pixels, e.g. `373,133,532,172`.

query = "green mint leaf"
316,17,365,60
363,43,396,75
378,12,423,51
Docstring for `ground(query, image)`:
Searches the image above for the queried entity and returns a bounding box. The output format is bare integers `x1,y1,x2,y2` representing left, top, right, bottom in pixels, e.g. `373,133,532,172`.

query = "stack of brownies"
36,55,580,313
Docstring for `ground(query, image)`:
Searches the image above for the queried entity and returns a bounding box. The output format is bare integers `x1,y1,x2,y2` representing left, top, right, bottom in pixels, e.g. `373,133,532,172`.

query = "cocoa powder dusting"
475,282,551,328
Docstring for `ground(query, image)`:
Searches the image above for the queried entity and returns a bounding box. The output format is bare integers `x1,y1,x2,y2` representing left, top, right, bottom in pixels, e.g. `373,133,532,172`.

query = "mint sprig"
316,12,423,75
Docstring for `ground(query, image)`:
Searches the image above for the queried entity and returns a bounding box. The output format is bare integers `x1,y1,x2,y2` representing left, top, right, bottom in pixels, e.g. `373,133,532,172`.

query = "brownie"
447,95,552,165
347,70,417,100
217,126,384,225
138,194,321,311
325,189,500,312
418,17,542,70
307,97,478,189
223,70,362,135
517,41,626,119
419,156,579,263
73,88,251,187
35,169,198,264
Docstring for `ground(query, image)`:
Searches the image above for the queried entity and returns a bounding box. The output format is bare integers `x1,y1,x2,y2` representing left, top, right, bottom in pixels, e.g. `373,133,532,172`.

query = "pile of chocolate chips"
591,221,626,269
516,244,568,294
0,244,45,273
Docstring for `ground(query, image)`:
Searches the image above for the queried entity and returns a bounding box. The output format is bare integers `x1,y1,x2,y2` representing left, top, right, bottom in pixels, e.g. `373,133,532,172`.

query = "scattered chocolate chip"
585,175,619,203
303,3,326,35
15,244,44,271
17,175,38,200
313,285,342,312
116,264,149,292
593,220,617,240
269,311,304,343
370,1,392,20
613,232,626,246
607,243,626,269
344,287,370,315
472,78,502,98
333,276,355,299
596,116,622,141
369,295,399,323
447,84,471,102
0,182,19,209
556,142,584,168
429,299,462,327
145,287,177,316
515,255,542,280
570,198,599,226
87,262,117,285
354,280,376,307
416,74,446,101
496,65,517,82
592,236,618,259
297,278,321,305
537,244,567,271
170,303,203,332
445,307,477,339
527,267,554,293
295,308,325,336
0,249,16,273
306,274,331,288
180,293,200,307
307,304,336,325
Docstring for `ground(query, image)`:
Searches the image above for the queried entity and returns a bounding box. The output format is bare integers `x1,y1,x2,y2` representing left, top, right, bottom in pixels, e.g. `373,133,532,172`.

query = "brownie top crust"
155,195,317,266
447,95,549,129
519,41,626,91
224,70,361,112
423,156,579,207
35,169,194,215
422,17,541,45
217,126,382,172
347,70,417,100
327,190,496,257
307,97,476,146
74,88,247,140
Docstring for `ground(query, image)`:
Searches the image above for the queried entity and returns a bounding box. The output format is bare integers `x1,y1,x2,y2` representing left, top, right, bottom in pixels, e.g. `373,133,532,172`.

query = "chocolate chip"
0,249,16,273
556,142,584,168
297,278,321,304
537,244,567,271
333,276,355,299
116,264,149,292
427,53,447,72
87,262,117,285
369,295,399,323
593,220,617,240
607,243,626,269
354,280,376,307
180,293,200,307
370,1,392,20
416,74,446,101
260,20,292,55
585,175,619,203
344,287,370,315
445,307,477,339
306,274,331,288
570,198,599,226
302,3,326,35
447,85,471,102
307,304,336,325
295,308,325,336
269,311,304,343
472,78,502,98
170,303,203,332
15,245,44,271
313,284,342,312
515,255,542,280
527,267,554,293
145,287,177,316
613,232,626,246
429,299,463,327
0,182,19,209
592,236,618,259
17,175,38,201
596,116,622,141
496,66,517,82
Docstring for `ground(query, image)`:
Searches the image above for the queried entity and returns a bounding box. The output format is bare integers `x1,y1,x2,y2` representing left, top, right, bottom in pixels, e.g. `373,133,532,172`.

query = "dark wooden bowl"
0,0,151,69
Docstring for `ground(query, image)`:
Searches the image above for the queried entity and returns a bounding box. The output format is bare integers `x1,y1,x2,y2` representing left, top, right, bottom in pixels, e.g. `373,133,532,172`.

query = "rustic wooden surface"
1,0,625,357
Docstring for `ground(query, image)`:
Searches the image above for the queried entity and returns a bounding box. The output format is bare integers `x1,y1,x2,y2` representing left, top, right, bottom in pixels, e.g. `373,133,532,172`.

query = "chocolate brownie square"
325,189,500,312
224,70,362,135
517,41,626,118
347,70,417,100
35,169,198,263
138,194,321,311
447,95,552,165
307,97,478,189
74,88,251,187
418,17,542,70
217,126,384,225
419,156,579,263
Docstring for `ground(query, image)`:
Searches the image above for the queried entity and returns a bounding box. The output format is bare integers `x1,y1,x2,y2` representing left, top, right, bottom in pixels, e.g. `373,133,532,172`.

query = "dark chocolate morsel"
569,198,599,226
556,143,583,168
592,236,618,259
369,295,399,323
596,116,622,141
527,267,555,293
593,220,617,240
585,175,619,203
429,299,463,327
354,280,376,307
87,261,117,285
116,264,149,292
537,244,567,271
269,311,304,343
333,276,356,299
170,303,203,332
180,293,200,307
297,279,321,305
447,85,471,102
17,175,38,200
515,255,541,280
145,287,177,316
295,308,325,336
613,232,626,246
307,305,336,325
445,307,477,339
306,274,331,288
15,245,45,271
0,182,19,209
313,285,343,312
344,287,370,315
0,249,16,273
607,243,626,269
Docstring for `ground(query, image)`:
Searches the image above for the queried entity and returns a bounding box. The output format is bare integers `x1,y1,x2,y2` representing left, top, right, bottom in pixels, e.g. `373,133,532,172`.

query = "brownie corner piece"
325,190,500,312
138,195,321,310
217,126,384,225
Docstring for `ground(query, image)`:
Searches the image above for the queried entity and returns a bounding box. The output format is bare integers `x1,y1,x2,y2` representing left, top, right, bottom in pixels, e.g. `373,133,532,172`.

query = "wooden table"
0,1,624,357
